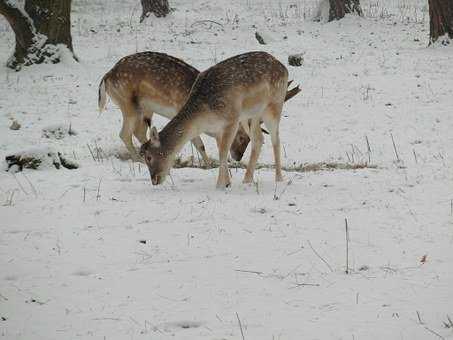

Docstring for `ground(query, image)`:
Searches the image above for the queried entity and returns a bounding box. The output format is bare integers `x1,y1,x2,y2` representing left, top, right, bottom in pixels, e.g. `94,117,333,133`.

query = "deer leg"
243,118,264,184
262,103,284,182
190,137,211,167
119,102,142,162
134,118,149,144
134,105,153,144
216,121,239,189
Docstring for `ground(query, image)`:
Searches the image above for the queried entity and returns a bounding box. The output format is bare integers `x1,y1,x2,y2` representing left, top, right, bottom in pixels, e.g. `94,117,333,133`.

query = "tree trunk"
140,0,170,22
328,0,362,21
429,0,453,45
0,0,75,70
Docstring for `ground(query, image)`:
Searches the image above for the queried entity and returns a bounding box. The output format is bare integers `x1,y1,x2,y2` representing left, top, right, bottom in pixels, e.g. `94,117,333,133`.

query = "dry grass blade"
390,132,400,162
345,218,349,274
308,240,334,273
236,312,245,340
423,326,445,340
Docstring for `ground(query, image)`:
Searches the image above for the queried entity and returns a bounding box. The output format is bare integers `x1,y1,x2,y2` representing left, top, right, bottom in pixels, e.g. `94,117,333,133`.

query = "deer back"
103,52,199,113
163,52,288,133
189,52,286,116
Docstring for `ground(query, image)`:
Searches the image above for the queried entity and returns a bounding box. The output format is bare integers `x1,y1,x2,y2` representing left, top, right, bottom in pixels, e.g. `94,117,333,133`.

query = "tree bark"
429,0,453,45
328,0,362,21
0,0,75,70
140,0,170,22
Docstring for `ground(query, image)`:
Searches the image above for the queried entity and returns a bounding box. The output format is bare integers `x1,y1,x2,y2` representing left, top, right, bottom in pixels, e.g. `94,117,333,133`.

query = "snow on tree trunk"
429,0,453,45
140,0,170,22
328,0,362,21
0,0,75,70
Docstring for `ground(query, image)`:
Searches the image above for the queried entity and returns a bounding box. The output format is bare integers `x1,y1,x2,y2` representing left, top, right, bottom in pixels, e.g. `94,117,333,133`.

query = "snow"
0,0,452,339
42,123,77,140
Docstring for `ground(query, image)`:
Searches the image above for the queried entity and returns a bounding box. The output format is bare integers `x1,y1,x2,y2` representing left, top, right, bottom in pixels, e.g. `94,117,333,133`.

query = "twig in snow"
346,151,351,163
235,269,263,276
290,283,320,288
92,317,122,321
307,240,333,273
423,326,445,340
273,178,293,200
416,310,424,324
345,218,350,274
87,144,97,162
96,179,102,201
390,132,400,162
413,149,418,163
236,312,245,340
94,140,103,163
365,135,371,164
443,315,453,329
191,20,224,29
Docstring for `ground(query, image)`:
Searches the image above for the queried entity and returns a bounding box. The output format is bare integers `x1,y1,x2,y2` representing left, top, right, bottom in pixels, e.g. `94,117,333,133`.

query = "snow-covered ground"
1,0,452,339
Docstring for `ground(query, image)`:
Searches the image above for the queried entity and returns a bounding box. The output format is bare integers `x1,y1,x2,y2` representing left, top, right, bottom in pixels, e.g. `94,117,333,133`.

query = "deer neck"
159,108,198,159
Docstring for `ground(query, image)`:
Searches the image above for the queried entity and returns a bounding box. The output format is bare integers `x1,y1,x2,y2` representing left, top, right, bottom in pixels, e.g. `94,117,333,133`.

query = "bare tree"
140,0,170,22
428,0,453,45
0,0,75,70
328,0,362,21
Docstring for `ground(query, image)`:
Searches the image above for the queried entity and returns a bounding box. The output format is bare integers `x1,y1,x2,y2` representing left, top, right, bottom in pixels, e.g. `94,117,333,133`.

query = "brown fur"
141,51,289,188
98,51,251,163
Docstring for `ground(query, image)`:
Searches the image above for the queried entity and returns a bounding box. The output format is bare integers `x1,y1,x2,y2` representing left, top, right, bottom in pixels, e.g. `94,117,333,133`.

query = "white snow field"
0,0,452,339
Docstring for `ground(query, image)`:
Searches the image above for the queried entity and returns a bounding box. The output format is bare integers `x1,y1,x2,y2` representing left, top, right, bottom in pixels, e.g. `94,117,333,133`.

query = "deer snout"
230,149,242,162
151,174,163,185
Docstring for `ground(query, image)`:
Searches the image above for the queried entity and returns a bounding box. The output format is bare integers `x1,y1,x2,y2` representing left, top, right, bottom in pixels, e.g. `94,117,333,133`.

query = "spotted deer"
98,52,255,164
98,52,300,164
140,51,290,188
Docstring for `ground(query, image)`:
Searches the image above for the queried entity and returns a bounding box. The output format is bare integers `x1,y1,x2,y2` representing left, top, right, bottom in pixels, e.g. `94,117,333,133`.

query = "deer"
140,51,291,189
98,52,300,165
98,52,211,165
98,52,253,165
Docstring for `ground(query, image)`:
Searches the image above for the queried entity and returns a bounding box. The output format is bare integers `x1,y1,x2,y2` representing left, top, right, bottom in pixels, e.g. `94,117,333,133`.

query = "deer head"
140,127,173,185
229,125,250,161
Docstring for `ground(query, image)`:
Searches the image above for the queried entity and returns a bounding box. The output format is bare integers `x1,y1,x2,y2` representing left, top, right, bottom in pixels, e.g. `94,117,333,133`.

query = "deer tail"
98,76,107,112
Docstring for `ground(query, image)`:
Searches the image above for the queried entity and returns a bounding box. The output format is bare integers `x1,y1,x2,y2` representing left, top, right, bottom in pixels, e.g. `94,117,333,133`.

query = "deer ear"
150,126,160,145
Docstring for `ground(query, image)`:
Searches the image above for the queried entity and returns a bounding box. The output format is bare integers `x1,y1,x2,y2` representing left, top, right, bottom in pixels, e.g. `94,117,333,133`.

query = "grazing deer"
98,52,261,165
98,52,300,164
140,51,290,188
